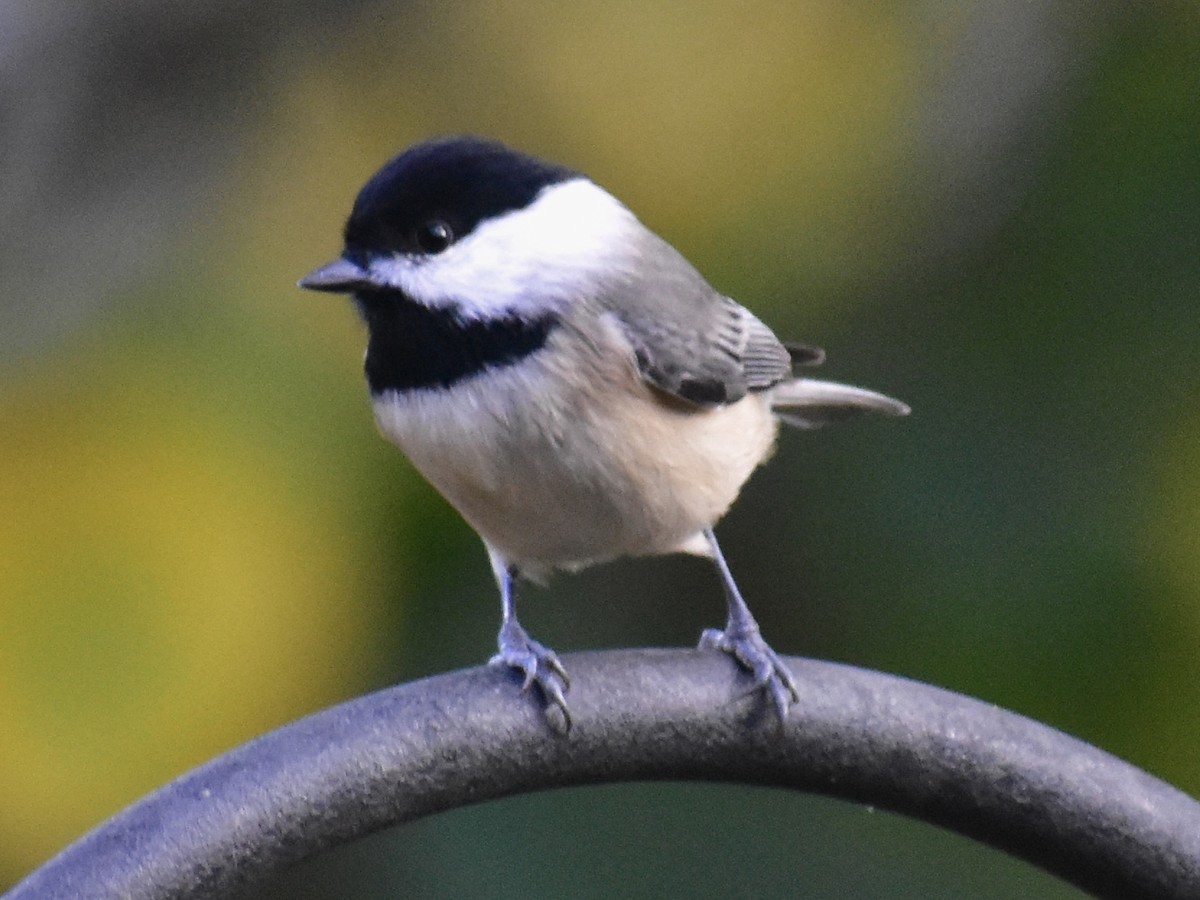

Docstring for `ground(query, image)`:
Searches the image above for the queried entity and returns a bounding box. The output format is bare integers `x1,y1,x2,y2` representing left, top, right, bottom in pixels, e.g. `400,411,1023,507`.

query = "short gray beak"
298,257,373,293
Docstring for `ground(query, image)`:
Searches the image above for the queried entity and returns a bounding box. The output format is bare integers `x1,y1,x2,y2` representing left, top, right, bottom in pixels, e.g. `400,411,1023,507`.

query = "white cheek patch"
368,179,643,319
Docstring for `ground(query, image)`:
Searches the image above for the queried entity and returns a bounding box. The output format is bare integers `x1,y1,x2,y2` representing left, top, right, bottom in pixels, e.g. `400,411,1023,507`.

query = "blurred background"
2,1,1198,896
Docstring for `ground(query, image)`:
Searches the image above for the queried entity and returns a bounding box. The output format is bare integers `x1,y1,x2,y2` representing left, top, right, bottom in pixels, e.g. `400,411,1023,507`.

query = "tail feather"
770,377,910,430
784,341,825,367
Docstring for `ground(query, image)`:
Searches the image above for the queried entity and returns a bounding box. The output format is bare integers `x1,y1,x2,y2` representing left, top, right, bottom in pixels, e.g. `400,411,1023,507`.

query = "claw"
486,554,573,730
700,528,799,720
490,620,572,730
700,625,799,719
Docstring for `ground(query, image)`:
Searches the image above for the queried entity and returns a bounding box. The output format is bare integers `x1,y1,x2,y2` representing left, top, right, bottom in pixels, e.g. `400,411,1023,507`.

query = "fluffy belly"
371,362,777,571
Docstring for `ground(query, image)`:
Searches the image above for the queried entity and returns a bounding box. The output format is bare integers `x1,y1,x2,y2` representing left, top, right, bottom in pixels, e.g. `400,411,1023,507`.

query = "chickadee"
300,135,908,726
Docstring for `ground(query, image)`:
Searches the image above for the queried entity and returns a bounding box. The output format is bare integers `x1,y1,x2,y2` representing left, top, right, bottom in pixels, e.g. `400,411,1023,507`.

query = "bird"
300,135,908,727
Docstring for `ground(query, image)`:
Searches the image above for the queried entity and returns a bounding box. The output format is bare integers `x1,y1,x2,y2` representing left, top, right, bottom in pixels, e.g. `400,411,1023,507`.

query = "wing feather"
598,227,803,406
617,297,795,405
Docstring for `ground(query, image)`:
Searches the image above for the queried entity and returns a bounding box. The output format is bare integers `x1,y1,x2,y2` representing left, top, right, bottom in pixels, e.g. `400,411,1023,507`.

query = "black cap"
341,136,579,260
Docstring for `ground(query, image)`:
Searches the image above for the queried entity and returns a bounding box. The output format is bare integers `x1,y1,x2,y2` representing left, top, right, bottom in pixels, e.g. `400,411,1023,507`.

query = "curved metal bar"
7,650,1200,899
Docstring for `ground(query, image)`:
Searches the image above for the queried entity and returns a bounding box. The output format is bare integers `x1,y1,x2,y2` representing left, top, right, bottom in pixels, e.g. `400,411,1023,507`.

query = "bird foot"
699,625,799,718
490,622,572,730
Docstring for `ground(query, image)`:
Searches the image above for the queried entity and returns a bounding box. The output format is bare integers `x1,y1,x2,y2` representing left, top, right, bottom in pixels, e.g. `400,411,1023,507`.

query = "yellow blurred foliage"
0,351,379,871
1151,421,1200,631
261,0,927,315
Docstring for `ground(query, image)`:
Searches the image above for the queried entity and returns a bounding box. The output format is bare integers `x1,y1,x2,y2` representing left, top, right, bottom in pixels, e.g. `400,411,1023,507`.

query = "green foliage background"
2,3,1197,897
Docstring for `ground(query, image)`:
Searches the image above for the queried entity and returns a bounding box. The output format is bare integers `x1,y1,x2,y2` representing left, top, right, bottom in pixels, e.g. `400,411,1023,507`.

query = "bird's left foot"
699,625,799,718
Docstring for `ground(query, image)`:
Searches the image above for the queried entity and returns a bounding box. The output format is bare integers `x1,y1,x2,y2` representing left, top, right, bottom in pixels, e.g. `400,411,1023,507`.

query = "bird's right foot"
490,621,572,730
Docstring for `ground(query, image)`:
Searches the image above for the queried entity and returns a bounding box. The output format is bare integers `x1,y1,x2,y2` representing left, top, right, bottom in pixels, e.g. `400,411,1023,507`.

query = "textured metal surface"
7,650,1200,899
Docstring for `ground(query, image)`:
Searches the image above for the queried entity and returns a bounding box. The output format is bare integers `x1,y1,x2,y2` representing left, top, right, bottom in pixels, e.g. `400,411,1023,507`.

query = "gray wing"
604,232,796,406
618,295,793,405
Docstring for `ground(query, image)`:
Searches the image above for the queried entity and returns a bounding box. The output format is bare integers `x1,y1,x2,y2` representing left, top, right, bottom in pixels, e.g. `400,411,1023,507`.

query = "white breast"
371,316,778,574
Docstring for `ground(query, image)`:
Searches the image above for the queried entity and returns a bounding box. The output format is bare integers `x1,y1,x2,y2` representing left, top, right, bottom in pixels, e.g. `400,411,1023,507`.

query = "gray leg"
698,528,799,718
486,551,571,728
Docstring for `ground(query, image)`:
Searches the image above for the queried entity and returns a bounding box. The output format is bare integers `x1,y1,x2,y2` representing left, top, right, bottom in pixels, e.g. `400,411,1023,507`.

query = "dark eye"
415,220,453,254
